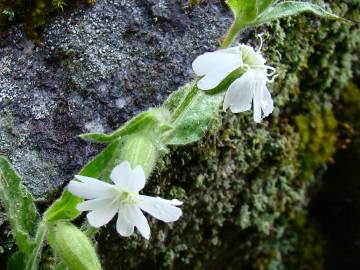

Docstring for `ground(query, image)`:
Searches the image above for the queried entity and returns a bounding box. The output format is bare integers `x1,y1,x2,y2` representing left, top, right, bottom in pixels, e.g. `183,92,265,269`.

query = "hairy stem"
25,222,47,270
221,21,244,48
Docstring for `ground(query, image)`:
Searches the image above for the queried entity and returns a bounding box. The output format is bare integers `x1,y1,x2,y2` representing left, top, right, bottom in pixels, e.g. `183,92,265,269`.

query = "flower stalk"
221,21,244,48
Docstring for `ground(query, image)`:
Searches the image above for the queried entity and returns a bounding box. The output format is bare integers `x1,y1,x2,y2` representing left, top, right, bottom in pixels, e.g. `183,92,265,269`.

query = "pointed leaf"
257,0,276,14
80,108,171,143
163,83,223,145
226,0,257,22
0,157,40,253
254,1,341,25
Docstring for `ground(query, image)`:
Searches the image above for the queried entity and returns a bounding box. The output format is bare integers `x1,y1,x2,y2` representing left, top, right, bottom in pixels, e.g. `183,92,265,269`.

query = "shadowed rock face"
0,0,230,202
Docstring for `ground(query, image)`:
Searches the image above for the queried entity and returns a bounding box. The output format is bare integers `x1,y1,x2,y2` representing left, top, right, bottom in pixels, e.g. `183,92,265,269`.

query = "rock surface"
0,0,230,202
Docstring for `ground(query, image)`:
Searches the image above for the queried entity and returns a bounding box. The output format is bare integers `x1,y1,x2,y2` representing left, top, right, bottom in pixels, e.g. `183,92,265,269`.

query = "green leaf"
7,252,27,270
163,83,223,145
254,1,341,25
164,85,189,113
257,0,276,15
0,157,40,253
226,0,257,22
54,262,69,270
80,108,171,143
44,139,123,222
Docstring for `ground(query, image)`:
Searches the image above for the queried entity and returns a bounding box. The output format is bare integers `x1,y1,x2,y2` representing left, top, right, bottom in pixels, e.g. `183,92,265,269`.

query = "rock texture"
1,0,360,269
0,0,229,201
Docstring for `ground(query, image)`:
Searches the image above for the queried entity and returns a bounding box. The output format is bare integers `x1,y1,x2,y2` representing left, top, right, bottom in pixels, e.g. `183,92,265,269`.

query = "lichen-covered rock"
0,0,230,201
0,0,360,269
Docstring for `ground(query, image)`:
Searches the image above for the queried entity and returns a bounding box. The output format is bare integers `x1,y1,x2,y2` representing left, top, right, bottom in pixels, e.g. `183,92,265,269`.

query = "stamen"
267,74,278,83
257,33,264,51
248,65,276,76
264,65,277,77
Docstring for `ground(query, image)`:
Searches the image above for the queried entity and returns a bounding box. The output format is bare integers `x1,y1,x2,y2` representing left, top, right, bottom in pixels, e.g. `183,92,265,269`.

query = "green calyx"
47,221,102,270
120,135,158,178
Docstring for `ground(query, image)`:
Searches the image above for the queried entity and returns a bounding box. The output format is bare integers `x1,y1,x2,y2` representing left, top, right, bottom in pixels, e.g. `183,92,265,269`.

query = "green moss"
340,83,360,154
295,108,337,180
97,1,360,269
188,0,200,7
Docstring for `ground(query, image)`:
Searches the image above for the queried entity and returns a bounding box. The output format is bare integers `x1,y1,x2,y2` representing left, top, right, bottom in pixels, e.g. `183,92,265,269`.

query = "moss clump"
339,83,360,154
0,0,94,41
295,108,337,180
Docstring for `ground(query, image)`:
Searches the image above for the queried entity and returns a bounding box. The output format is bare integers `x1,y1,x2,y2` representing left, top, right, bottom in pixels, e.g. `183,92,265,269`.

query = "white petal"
86,203,117,228
110,162,146,192
75,175,111,187
223,72,254,113
197,62,242,90
253,95,262,123
260,86,274,117
76,197,113,211
122,205,150,239
166,199,183,206
110,161,132,188
130,165,145,192
68,179,112,199
138,195,182,223
116,208,134,237
252,71,269,123
132,207,151,240
192,48,242,76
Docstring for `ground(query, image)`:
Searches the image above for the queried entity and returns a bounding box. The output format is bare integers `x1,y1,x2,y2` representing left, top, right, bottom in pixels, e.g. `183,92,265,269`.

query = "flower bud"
47,222,102,270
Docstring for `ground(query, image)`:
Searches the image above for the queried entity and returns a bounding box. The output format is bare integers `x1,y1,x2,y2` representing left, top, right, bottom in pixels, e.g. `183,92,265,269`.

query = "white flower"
67,161,182,240
192,44,277,123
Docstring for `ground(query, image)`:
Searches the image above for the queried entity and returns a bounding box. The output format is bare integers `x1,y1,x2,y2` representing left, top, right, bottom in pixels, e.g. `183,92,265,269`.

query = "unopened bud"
47,222,102,270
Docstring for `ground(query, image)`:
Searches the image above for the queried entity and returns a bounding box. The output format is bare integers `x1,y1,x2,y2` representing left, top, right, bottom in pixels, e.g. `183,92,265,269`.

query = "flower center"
113,187,138,204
